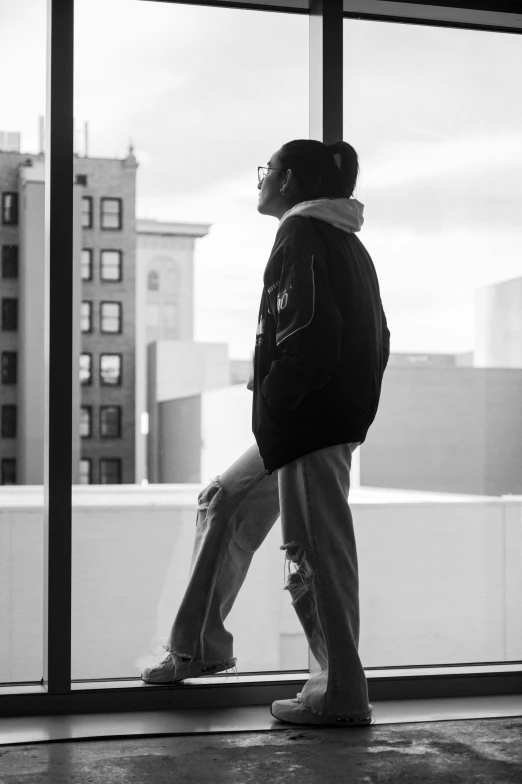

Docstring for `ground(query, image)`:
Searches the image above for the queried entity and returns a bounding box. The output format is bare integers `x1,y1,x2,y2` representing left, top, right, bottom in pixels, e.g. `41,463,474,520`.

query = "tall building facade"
0,141,138,484
135,219,210,483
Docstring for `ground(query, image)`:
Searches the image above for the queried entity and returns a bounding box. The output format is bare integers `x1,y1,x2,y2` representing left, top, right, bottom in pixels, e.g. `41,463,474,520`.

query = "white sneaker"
141,647,237,685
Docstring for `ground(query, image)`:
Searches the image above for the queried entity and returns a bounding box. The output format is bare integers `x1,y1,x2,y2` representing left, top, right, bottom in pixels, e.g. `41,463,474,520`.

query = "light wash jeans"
165,441,370,719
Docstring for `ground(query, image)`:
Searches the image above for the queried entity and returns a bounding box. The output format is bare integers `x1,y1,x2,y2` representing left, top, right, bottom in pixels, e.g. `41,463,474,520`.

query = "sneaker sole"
141,662,231,685
270,706,374,727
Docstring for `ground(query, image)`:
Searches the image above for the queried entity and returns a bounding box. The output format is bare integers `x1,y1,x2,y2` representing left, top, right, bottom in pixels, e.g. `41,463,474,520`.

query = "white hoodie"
279,197,364,234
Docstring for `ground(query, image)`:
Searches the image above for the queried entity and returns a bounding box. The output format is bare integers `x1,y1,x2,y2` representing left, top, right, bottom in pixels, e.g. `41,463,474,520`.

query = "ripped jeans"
165,441,370,719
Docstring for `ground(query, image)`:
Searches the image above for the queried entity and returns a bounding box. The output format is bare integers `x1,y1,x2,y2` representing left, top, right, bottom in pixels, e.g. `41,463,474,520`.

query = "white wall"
1,486,521,683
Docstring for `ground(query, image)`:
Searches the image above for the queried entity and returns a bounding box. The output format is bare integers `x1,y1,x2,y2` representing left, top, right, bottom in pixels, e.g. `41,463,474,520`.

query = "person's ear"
281,169,293,194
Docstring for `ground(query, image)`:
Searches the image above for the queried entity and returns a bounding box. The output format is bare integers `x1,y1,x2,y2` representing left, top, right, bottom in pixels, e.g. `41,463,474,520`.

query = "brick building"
0,139,138,484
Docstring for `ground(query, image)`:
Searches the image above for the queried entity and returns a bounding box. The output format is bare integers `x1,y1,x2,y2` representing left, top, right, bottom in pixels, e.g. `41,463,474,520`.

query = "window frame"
99,405,122,439
80,405,92,439
81,195,93,229
1,457,16,485
2,244,19,278
79,352,93,386
99,457,122,484
79,457,93,485
81,248,93,281
80,300,93,334
1,404,17,438
2,192,19,225
100,197,123,231
1,351,17,384
100,300,123,334
2,0,521,720
1,298,18,331
100,249,123,282
99,353,122,387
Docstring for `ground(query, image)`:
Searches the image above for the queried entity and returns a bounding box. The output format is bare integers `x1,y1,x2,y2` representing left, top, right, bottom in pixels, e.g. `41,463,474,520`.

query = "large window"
1,0,520,717
0,0,45,689
342,18,522,667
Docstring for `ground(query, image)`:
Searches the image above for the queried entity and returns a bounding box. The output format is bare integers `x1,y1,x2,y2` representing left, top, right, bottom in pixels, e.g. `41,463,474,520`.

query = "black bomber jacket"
251,197,390,475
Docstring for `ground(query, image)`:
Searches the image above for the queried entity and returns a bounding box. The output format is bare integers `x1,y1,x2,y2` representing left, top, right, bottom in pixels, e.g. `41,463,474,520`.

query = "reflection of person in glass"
142,140,390,727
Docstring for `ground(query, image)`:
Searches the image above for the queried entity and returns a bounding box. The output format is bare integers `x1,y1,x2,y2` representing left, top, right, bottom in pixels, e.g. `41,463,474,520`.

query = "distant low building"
360,363,522,496
387,352,474,367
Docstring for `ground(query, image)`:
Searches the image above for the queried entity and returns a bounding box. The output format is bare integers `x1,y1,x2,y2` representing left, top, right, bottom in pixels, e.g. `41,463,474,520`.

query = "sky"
1,0,521,359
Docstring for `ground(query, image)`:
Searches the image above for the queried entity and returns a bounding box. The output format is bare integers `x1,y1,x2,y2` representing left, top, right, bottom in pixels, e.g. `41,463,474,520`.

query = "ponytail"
278,139,359,201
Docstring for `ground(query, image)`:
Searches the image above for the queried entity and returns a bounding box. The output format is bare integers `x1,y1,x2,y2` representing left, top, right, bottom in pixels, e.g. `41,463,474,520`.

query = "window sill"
1,692,521,747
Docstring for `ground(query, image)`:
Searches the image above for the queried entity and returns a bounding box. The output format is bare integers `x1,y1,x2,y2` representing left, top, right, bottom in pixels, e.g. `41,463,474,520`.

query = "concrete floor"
1,717,522,783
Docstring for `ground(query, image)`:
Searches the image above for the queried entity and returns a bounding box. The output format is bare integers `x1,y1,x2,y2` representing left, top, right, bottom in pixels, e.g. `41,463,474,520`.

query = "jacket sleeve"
260,242,343,411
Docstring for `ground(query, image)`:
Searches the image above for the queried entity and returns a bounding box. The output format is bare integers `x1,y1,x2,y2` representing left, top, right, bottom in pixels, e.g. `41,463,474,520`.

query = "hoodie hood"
279,197,364,234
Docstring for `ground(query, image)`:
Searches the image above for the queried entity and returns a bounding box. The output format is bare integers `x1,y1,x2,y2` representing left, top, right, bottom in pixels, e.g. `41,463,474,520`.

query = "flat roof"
137,218,211,238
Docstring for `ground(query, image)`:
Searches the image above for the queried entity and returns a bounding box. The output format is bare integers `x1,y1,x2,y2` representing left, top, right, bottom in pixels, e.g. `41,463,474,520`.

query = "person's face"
257,150,291,219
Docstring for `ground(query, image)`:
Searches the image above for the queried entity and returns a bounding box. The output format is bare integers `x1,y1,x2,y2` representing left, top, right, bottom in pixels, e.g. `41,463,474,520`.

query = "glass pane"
343,19,522,666
72,0,308,680
99,354,121,385
101,250,121,280
81,249,92,280
0,0,46,684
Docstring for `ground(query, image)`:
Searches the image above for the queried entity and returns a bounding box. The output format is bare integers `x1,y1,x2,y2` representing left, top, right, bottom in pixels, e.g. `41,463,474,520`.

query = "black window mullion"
43,0,74,696
309,0,343,144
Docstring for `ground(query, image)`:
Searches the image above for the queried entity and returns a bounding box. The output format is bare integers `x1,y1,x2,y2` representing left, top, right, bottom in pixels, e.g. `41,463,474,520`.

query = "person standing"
141,139,390,728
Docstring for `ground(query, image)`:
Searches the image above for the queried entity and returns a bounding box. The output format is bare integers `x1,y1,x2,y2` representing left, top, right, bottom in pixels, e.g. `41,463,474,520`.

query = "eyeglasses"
258,166,284,184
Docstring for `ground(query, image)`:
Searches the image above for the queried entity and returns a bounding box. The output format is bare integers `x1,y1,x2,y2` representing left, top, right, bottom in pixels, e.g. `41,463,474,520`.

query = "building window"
1,405,16,438
100,406,121,438
81,249,93,281
100,354,121,386
81,301,92,333
148,270,159,291
101,250,122,281
79,353,92,386
1,352,17,384
80,406,92,438
100,458,122,484
79,458,92,485
2,193,18,225
100,198,122,230
1,299,18,331
81,196,93,228
1,458,16,485
2,245,18,278
100,301,122,333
